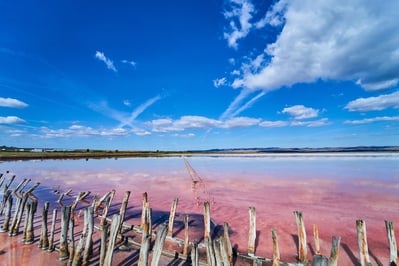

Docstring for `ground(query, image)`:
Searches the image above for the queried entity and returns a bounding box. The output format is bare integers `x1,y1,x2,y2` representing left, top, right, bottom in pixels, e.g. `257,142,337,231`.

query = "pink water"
1,153,399,265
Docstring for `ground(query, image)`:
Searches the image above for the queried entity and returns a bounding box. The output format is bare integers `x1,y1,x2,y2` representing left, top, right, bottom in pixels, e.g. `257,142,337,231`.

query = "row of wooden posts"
0,172,398,265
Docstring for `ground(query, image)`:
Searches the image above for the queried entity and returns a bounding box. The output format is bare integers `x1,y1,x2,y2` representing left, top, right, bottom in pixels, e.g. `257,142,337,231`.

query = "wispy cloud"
344,116,399,125
95,51,117,72
230,0,399,91
345,91,399,112
121,59,137,68
0,116,26,124
223,0,254,49
40,125,129,138
118,95,161,128
213,77,227,88
282,105,319,120
0,97,28,108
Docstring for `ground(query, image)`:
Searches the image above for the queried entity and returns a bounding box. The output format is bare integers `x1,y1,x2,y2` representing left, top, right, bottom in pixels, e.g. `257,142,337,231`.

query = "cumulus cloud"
95,51,117,72
0,116,26,124
0,97,28,108
213,77,227,88
223,0,254,48
344,116,399,125
282,105,319,120
345,91,399,112
232,0,399,91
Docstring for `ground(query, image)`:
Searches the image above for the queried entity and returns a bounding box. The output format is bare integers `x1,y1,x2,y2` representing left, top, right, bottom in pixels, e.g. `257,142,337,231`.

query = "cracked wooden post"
248,206,256,256
294,211,308,263
100,189,115,226
59,205,71,261
0,192,13,232
183,215,189,257
203,201,211,240
313,224,321,255
103,214,121,266
223,222,233,263
205,238,216,266
213,239,223,265
385,220,398,266
100,223,109,266
10,192,29,236
72,230,85,266
141,192,148,229
219,238,230,265
3,175,16,193
119,191,131,234
191,242,199,266
312,254,328,266
22,202,31,242
151,223,168,266
25,199,37,244
167,197,178,237
68,211,75,264
0,189,12,215
83,206,94,265
329,236,341,266
39,201,50,249
138,213,151,266
356,219,371,266
272,229,280,266
48,208,58,252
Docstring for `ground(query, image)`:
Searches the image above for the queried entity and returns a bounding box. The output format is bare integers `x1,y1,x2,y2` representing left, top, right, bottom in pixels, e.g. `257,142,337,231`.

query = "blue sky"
1,0,398,150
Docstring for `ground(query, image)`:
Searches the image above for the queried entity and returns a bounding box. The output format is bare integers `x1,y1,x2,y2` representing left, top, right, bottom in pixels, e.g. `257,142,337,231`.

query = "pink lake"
1,153,399,265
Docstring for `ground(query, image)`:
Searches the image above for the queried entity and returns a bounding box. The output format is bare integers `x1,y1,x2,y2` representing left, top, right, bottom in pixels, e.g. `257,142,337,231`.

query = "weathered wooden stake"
22,202,31,242
10,192,29,236
59,205,72,261
167,197,178,237
118,191,131,233
25,182,40,194
25,199,37,244
83,206,94,265
0,193,13,232
294,211,308,263
329,236,341,266
100,189,116,226
312,254,328,266
138,221,151,266
183,215,190,257
151,223,168,266
48,208,58,252
203,201,211,240
141,192,148,229
205,238,216,266
100,223,109,266
248,206,256,256
103,214,121,266
219,238,230,265
39,201,50,249
191,242,199,266
145,202,153,237
0,189,12,215
313,224,321,255
213,239,223,265
385,220,398,266
4,175,16,193
72,207,90,266
356,219,371,266
223,222,233,263
272,229,280,266
68,213,75,264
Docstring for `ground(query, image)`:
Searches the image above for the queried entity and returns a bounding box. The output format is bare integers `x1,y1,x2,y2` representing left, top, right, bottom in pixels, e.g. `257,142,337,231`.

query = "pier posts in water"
167,197,178,237
248,206,256,256
272,229,280,266
48,208,58,252
141,192,148,229
183,215,190,257
385,220,398,266
151,223,168,266
294,210,308,263
39,201,50,249
59,205,72,261
203,201,211,240
329,236,341,266
103,214,121,266
356,219,371,266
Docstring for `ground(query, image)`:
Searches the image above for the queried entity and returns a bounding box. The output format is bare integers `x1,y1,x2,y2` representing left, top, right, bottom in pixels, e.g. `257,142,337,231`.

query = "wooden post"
4,175,16,193
191,242,199,266
294,211,308,263
72,231,85,266
167,197,178,237
183,215,189,257
329,236,341,266
223,222,233,263
219,238,230,265
68,212,75,263
145,202,153,237
138,221,151,266
203,201,211,240
48,208,58,252
151,224,168,266
213,240,223,265
22,202,31,242
272,229,280,266
385,220,398,265
39,201,50,249
103,214,121,266
100,189,116,226
205,238,216,266
83,206,94,265
118,191,131,234
25,199,37,244
248,206,256,256
59,205,71,261
100,223,109,266
10,192,29,236
141,192,148,229
0,193,13,232
25,182,40,194
0,189,12,215
356,219,371,266
312,254,328,266
313,224,321,255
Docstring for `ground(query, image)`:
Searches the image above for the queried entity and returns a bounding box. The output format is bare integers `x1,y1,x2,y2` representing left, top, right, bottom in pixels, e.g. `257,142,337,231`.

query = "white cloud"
223,0,255,49
0,97,28,108
40,125,129,138
282,105,319,120
119,95,161,128
0,116,26,124
213,77,227,88
233,0,399,91
123,100,132,107
290,118,329,127
259,120,288,127
222,117,261,128
121,59,137,67
344,116,399,125
95,51,117,72
345,91,399,112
